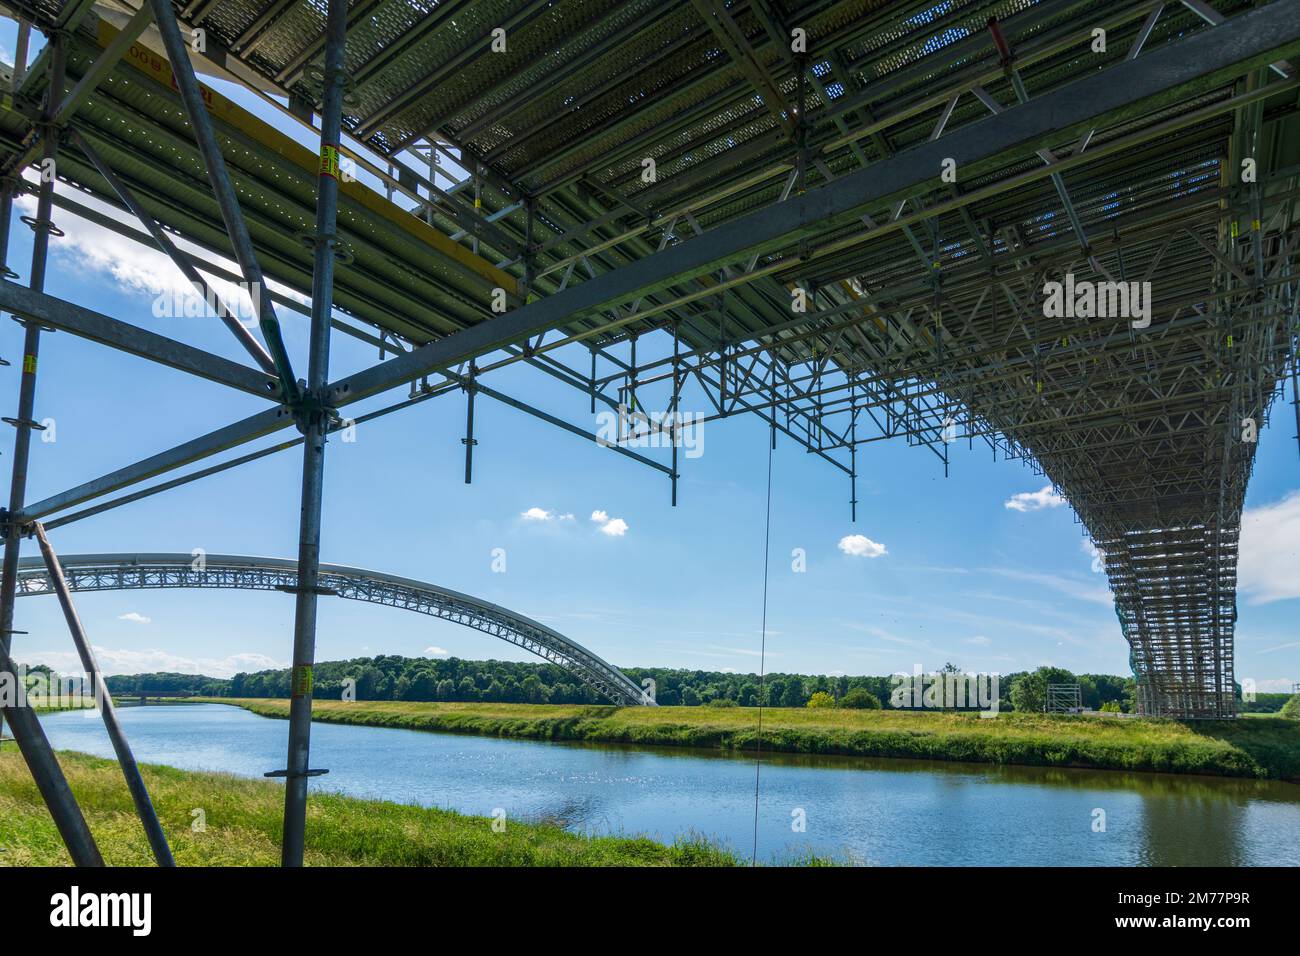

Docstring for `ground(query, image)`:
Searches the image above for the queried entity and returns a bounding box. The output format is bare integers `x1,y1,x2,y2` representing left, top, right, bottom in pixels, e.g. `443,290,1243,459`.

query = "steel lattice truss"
0,0,1296,725
14,553,650,705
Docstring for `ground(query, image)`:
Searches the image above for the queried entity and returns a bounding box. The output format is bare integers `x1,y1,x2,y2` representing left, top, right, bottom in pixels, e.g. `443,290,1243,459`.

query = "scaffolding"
1046,682,1083,713
0,0,1295,866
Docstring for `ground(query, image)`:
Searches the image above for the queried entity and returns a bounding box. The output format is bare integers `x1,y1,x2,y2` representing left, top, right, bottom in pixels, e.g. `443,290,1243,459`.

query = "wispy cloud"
520,506,573,522
18,647,284,679
1238,490,1300,604
985,567,1112,606
117,612,151,624
424,646,450,657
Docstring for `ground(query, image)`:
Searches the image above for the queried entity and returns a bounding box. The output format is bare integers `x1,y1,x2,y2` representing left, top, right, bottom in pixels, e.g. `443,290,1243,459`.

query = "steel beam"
0,283,282,399
0,33,64,752
14,4,1300,526
69,129,280,377
54,4,152,126
33,523,174,866
147,0,301,403
0,35,102,867
279,0,346,869
327,3,1300,406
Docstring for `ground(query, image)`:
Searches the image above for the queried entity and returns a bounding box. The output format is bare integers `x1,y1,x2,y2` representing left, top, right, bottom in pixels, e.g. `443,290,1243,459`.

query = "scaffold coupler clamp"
0,508,33,542
290,382,338,436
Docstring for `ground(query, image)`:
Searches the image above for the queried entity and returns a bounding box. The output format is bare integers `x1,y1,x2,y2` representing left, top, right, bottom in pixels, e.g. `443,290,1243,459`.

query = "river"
38,703,1300,865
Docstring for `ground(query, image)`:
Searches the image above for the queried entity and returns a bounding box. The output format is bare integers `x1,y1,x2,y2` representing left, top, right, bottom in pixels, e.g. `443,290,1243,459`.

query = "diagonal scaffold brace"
145,0,301,405
32,522,175,867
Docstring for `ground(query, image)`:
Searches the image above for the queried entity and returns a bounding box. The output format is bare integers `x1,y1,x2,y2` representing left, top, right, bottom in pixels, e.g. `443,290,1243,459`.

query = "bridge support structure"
0,0,1294,867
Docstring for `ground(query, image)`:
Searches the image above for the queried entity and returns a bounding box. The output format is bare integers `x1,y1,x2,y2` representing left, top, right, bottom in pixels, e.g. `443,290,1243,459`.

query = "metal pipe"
69,130,280,378
463,370,476,484
32,523,175,866
146,0,300,403
280,0,347,868
0,32,65,763
0,642,103,866
0,37,101,865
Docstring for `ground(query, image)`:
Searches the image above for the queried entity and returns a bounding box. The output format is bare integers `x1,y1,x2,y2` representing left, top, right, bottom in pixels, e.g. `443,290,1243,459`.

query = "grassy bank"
201,698,1300,781
0,749,750,866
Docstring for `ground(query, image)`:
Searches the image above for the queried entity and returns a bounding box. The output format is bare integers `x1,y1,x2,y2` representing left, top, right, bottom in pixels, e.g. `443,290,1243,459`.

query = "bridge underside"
0,0,1294,808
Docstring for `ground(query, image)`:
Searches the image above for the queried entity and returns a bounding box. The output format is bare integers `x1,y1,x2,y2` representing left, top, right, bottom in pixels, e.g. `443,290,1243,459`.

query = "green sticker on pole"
319,145,339,180
291,664,313,698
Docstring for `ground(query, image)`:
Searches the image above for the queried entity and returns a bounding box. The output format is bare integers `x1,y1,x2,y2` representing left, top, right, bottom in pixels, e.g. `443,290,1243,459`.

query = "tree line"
100,656,1194,712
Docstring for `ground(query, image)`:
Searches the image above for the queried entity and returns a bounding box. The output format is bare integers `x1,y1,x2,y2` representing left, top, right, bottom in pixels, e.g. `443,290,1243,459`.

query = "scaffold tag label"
319,145,340,180
292,664,314,698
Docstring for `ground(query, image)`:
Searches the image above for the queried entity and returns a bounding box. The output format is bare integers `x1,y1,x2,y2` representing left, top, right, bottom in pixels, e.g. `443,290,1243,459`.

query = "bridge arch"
15,553,650,707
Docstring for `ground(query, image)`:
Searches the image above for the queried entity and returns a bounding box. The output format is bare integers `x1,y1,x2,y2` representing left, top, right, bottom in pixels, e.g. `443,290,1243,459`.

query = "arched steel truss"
14,553,649,707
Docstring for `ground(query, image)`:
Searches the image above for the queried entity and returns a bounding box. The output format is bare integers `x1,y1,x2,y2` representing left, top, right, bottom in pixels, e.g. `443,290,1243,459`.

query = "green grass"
0,748,753,866
199,698,1300,781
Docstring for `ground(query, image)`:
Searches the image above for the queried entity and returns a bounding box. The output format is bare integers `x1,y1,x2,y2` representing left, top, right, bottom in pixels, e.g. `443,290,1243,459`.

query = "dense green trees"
107,656,1149,712
1282,694,1300,719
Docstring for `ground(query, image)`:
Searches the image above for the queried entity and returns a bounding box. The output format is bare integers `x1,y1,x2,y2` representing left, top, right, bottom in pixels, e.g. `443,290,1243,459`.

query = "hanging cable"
751,426,775,866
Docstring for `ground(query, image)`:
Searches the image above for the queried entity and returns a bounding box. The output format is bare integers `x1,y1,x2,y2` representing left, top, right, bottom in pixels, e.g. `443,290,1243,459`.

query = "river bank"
198,698,1300,781
0,748,755,866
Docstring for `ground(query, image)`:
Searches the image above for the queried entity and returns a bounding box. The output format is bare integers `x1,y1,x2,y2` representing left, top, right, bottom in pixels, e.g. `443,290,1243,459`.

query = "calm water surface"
39,703,1300,865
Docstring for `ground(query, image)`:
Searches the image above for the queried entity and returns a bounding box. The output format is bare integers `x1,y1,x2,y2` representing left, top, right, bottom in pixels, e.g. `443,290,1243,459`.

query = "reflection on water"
40,703,1300,865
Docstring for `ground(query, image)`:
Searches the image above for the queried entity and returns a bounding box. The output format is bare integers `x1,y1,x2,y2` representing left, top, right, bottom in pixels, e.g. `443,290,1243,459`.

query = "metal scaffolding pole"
33,522,174,866
279,0,347,868
146,0,300,403
0,35,102,866
0,642,102,865
68,130,279,378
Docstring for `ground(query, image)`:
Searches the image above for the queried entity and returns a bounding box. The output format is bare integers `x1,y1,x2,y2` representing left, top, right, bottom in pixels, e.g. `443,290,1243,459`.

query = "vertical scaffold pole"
281,0,347,868
33,523,174,866
0,35,102,867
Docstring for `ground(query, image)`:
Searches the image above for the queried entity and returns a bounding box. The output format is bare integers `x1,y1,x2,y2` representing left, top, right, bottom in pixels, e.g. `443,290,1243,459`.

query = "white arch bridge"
14,553,650,707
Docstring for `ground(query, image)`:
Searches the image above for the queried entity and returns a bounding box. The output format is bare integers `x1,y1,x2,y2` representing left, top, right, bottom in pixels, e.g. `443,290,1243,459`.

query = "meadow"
0,748,752,866
205,698,1300,781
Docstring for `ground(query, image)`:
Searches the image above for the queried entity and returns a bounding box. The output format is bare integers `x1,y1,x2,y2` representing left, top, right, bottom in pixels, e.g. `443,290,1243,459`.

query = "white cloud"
1238,490,1300,604
424,646,450,657
18,647,284,679
520,507,573,522
1004,485,1065,512
838,534,887,558
17,188,309,310
117,612,151,624
964,635,992,646
591,510,628,536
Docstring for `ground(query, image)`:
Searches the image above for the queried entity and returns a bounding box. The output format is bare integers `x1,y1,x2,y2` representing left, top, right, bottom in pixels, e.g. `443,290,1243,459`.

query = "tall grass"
0,749,744,866
203,698,1300,781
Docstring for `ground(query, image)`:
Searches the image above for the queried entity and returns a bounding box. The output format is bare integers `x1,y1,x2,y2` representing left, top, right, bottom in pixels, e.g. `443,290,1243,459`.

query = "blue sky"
3,25,1297,691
